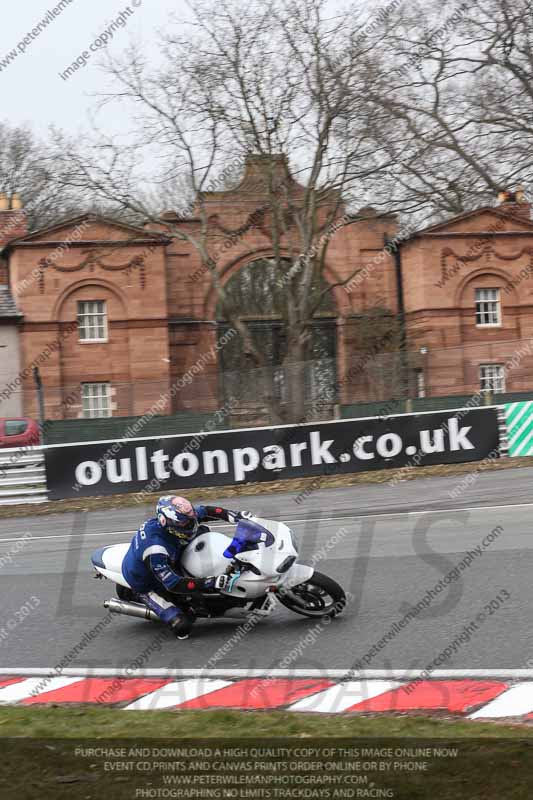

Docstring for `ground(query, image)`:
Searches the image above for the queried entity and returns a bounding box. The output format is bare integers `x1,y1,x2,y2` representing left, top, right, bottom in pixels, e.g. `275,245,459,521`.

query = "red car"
0,417,40,448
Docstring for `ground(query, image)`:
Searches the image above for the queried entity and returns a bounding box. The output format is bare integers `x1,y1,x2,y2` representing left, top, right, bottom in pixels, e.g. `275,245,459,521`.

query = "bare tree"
0,121,93,231
53,0,400,422
358,0,533,219
449,0,533,189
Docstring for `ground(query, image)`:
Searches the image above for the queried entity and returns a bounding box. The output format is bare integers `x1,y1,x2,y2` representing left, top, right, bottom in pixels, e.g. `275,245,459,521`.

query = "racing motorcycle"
90,516,346,629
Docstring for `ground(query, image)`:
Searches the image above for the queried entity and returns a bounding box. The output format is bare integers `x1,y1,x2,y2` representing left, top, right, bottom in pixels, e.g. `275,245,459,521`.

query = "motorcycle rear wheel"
278,571,346,619
116,584,135,602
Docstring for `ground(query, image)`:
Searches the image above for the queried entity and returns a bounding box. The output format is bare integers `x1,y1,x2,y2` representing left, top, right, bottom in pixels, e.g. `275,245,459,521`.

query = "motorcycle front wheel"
278,571,346,619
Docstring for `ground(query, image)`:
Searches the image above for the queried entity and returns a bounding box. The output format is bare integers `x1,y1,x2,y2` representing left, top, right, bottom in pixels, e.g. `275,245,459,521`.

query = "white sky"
1,0,358,139
0,0,189,136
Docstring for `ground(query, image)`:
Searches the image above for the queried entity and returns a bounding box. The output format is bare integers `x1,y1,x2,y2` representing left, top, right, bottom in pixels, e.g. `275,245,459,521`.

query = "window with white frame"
77,300,108,341
475,288,501,326
414,368,426,398
479,364,505,394
82,383,112,417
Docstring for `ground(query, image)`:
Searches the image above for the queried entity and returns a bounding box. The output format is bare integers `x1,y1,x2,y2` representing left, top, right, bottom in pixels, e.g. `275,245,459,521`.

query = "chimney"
239,153,292,192
0,192,28,249
497,187,531,220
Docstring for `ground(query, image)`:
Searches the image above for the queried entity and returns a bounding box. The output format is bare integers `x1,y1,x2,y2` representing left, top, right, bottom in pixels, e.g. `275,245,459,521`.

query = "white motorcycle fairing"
181,516,315,600
91,543,132,588
180,531,234,577
282,563,315,588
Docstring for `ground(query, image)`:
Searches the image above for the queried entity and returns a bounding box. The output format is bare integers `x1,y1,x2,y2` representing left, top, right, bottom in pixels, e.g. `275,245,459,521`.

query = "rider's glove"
202,575,230,592
233,510,254,522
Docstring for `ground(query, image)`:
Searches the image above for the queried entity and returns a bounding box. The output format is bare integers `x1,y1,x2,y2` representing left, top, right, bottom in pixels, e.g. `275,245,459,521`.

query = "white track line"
0,502,530,544
2,668,533,680
124,679,231,711
469,682,533,719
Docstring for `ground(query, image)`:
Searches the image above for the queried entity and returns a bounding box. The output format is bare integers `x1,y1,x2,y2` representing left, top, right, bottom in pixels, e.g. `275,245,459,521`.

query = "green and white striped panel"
505,402,533,456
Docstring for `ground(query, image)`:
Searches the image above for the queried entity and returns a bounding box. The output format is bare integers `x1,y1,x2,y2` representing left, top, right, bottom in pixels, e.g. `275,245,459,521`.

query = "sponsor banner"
44,408,500,500
504,402,533,456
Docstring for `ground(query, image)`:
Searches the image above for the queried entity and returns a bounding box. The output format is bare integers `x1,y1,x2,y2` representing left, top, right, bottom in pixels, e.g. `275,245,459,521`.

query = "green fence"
341,390,533,421
42,411,228,445
41,390,533,446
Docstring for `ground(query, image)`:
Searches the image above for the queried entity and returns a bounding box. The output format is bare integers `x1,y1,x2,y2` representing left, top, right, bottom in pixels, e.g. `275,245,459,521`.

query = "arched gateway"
216,257,337,423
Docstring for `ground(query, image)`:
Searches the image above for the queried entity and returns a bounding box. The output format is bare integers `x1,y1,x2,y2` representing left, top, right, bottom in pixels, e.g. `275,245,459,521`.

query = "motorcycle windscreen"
223,519,275,558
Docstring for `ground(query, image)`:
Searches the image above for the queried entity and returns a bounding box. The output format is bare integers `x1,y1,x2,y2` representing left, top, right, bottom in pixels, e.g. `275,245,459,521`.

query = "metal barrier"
0,447,48,506
497,406,509,456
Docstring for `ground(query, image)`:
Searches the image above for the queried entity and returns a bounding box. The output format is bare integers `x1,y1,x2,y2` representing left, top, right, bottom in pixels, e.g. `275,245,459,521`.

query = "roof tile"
0,285,22,318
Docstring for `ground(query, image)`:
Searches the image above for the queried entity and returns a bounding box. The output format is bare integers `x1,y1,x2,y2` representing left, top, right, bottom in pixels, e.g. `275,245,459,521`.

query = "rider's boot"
138,591,196,639
168,607,196,639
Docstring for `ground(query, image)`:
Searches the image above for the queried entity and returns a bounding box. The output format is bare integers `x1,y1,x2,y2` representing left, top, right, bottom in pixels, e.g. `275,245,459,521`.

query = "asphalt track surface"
1,466,532,672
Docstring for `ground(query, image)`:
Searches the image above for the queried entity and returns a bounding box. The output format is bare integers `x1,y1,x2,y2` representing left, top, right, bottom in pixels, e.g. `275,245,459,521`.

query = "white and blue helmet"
156,495,198,541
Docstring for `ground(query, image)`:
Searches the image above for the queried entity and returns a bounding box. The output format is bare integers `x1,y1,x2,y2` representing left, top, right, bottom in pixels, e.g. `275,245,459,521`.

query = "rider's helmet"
156,495,198,541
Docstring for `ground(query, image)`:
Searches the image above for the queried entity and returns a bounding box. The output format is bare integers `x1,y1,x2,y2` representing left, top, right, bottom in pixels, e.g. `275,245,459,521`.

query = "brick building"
400,189,533,399
1,157,533,423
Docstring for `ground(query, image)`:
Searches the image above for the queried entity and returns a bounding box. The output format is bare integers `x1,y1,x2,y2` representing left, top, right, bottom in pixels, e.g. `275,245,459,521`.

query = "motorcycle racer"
122,495,250,638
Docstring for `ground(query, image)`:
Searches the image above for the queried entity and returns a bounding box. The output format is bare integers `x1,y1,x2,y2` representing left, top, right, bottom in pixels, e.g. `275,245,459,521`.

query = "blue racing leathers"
122,505,239,594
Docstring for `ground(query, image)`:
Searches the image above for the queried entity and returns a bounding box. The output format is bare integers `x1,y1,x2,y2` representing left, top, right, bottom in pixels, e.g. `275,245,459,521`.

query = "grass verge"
1,455,533,519
0,707,532,799
1,705,532,738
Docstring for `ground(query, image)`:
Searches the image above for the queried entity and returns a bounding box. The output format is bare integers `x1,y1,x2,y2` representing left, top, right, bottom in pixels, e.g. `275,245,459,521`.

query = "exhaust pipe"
104,598,159,622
